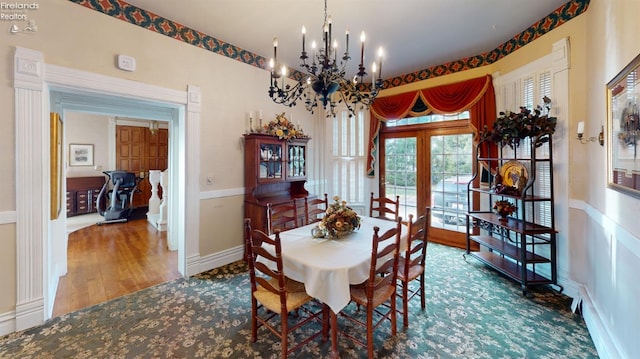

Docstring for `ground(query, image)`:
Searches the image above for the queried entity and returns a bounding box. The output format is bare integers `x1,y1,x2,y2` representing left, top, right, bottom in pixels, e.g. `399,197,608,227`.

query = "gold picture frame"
50,113,63,219
607,53,640,198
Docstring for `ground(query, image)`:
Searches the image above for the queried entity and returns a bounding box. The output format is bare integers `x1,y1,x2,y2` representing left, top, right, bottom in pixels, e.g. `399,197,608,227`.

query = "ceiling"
123,0,568,79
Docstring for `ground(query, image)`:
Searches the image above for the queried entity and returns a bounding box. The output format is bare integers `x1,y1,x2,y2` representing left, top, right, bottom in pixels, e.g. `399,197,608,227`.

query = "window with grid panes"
330,110,366,209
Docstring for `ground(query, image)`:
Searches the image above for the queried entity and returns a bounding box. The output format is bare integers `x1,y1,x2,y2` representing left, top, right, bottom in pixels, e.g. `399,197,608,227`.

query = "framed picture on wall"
607,53,640,198
69,143,94,167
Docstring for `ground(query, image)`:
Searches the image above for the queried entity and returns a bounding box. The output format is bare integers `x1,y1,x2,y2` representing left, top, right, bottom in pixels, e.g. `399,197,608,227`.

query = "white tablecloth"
274,216,406,313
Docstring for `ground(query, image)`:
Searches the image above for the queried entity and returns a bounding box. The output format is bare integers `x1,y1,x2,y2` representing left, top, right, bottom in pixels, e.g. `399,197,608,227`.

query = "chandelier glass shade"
268,0,384,117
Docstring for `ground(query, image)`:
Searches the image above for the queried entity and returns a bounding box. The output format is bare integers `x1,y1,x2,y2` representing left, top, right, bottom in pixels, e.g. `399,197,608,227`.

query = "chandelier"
268,0,384,117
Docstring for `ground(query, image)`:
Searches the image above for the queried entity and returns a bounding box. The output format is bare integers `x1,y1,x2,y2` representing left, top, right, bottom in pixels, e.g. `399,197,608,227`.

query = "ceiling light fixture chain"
268,0,384,117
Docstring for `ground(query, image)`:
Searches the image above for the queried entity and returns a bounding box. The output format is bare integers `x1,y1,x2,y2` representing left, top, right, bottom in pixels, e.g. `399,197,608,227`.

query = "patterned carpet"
0,243,598,358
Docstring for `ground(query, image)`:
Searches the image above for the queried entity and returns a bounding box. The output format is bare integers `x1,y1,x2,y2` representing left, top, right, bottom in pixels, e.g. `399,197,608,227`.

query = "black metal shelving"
465,135,560,295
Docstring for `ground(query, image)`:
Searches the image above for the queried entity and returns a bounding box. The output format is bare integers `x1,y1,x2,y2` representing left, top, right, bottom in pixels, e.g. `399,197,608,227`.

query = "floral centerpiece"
480,96,557,149
318,196,361,239
493,200,517,220
262,112,307,141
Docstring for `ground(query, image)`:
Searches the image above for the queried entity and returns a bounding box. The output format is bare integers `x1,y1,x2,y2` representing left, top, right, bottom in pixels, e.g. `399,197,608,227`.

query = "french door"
380,122,474,248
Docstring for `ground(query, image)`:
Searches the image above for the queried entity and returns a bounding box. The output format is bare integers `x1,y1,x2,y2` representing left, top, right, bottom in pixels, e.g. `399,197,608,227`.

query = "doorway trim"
13,47,200,330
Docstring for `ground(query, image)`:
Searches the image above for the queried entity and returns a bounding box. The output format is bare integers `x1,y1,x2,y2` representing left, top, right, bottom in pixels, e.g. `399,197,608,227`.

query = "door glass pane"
384,137,417,220
430,134,473,232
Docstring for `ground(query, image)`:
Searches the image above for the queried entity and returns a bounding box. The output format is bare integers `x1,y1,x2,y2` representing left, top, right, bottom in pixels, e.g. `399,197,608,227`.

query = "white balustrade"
147,170,162,230
157,169,169,233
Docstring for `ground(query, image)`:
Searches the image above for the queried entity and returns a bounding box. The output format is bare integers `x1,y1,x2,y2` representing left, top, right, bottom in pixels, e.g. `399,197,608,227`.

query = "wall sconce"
149,120,159,135
577,121,604,146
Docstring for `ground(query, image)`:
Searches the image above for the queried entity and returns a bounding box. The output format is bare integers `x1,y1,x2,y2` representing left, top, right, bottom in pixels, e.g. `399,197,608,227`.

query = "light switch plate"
117,54,136,72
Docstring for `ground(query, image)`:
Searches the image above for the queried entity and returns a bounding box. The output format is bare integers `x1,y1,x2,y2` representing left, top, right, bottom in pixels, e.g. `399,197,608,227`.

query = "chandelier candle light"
268,0,385,117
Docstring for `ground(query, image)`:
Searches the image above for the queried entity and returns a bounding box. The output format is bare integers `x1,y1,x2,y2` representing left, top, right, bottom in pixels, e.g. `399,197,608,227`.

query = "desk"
275,216,406,356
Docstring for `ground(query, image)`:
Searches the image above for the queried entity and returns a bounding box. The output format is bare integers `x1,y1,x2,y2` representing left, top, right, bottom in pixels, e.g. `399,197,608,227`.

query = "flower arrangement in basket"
493,200,517,220
318,196,361,239
263,112,307,141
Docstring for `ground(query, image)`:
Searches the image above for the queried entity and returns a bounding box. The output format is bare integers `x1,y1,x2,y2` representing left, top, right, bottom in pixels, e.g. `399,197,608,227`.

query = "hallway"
53,217,180,317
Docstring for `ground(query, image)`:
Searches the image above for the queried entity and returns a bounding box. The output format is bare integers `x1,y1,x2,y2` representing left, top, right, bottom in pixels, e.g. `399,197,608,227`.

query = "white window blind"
331,111,366,207
502,67,554,229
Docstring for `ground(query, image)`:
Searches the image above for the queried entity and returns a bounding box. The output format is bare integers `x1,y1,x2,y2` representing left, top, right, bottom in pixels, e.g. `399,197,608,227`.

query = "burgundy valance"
367,74,496,176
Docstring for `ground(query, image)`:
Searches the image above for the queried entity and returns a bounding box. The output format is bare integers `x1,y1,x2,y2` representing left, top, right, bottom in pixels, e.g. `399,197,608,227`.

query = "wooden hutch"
243,133,314,233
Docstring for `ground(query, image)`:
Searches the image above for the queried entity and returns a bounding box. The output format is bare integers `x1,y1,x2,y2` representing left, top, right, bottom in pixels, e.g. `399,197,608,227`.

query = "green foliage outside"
384,134,473,188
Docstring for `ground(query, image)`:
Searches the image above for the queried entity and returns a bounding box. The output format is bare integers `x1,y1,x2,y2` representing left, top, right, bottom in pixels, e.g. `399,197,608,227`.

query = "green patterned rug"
0,244,598,358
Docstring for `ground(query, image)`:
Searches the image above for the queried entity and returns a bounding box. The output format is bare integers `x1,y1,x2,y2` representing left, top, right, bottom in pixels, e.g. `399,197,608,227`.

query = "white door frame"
13,47,201,330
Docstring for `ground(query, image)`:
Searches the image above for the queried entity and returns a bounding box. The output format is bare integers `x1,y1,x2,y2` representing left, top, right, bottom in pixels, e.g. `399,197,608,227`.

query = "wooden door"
116,125,168,208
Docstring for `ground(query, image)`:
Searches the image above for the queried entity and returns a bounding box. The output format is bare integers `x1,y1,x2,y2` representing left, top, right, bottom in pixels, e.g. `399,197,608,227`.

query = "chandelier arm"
268,0,384,118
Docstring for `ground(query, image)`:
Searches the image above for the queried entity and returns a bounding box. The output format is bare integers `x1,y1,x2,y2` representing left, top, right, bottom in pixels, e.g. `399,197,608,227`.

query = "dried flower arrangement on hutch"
465,97,562,295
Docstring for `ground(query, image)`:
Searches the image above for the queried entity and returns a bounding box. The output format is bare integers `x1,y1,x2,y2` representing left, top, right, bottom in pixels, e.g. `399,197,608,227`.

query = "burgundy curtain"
367,74,496,176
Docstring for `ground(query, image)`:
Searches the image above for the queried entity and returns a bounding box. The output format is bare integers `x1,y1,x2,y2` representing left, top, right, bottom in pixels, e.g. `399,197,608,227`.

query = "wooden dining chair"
304,193,328,225
397,207,431,328
339,217,402,358
267,200,298,234
244,219,328,359
369,192,400,221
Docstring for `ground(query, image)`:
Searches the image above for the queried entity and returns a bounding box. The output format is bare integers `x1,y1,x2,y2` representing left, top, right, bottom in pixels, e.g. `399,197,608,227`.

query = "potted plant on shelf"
480,96,557,149
493,200,517,221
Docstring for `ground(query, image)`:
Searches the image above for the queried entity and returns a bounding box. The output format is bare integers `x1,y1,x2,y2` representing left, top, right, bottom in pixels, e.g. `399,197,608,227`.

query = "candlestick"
345,28,350,55
577,121,584,136
328,16,332,52
324,23,329,61
273,37,278,64
371,62,377,85
312,41,317,65
301,26,306,53
269,58,274,86
359,31,366,67
377,47,383,79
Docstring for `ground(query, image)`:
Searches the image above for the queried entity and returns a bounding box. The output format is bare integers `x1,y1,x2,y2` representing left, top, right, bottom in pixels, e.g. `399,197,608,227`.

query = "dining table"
273,215,407,357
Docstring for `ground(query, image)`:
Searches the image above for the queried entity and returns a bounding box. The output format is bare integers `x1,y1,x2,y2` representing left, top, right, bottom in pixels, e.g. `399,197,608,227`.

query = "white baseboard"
556,270,581,299
186,253,202,277
579,286,622,359
0,310,16,336
197,245,244,274
15,298,44,332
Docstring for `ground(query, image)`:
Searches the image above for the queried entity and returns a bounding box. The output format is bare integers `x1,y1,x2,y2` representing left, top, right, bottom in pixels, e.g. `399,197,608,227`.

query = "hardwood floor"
53,219,181,317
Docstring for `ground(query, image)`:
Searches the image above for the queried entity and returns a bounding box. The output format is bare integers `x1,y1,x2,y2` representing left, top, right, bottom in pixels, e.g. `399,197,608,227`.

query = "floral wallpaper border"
69,0,590,90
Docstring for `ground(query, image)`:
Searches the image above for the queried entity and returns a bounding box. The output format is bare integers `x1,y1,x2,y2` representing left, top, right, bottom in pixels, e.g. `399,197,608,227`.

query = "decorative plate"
499,160,528,188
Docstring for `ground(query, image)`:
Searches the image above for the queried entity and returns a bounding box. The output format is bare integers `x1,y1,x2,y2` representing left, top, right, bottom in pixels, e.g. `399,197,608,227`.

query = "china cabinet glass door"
286,142,306,180
258,142,283,181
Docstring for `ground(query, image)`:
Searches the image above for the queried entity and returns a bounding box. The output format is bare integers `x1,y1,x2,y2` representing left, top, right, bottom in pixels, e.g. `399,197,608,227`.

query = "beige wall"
0,225,16,311
580,0,640,357
375,2,639,356
2,1,639,356
64,113,110,178
0,0,316,314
